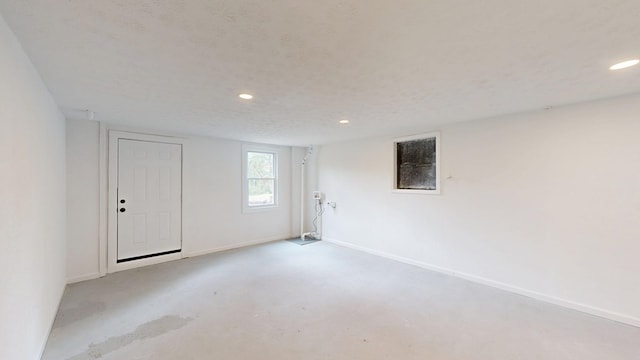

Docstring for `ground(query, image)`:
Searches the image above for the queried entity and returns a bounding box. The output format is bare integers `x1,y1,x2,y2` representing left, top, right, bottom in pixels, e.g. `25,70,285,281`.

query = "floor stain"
54,301,107,329
66,315,192,360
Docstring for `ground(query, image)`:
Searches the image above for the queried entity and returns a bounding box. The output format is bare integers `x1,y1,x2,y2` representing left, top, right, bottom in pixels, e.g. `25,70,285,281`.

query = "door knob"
119,208,126,213
120,199,126,204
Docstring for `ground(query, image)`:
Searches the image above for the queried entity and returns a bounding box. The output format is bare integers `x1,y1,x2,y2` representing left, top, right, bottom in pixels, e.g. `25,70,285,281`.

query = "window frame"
242,144,279,213
392,132,441,195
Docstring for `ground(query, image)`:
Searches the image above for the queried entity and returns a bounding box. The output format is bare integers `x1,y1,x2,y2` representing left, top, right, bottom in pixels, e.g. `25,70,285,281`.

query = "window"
393,132,440,194
243,146,278,211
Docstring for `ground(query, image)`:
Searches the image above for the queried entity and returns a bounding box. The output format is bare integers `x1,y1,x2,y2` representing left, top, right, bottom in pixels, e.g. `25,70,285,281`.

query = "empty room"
1,1,639,359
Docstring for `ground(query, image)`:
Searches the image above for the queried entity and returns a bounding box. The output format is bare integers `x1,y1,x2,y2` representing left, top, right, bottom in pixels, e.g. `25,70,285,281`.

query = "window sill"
392,189,441,195
242,204,279,214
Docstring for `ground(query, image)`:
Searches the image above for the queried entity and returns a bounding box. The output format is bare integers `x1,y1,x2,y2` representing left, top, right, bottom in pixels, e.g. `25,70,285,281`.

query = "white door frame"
107,130,185,273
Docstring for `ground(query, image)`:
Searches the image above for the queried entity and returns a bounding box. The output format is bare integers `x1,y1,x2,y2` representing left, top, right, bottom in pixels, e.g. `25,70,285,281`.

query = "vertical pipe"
300,160,305,239
300,146,312,239
318,199,322,240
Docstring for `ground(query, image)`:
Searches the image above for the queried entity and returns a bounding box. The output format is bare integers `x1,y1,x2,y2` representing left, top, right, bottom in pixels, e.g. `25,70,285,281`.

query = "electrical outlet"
327,201,336,208
313,191,322,200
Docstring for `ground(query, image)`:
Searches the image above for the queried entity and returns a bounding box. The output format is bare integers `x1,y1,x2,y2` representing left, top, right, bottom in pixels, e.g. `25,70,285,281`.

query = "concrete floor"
43,241,640,359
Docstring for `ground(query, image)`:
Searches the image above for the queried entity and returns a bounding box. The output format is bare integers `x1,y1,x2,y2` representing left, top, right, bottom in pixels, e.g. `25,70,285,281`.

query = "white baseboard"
183,234,289,258
323,237,640,328
66,272,101,284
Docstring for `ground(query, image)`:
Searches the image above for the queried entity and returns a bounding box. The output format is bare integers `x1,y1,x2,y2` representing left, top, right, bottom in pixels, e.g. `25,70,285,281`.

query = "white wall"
0,14,67,360
66,119,100,282
65,121,301,279
182,136,293,256
318,93,640,326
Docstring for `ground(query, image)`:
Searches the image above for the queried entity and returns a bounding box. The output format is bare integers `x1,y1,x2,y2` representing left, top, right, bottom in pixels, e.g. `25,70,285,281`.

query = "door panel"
117,139,182,261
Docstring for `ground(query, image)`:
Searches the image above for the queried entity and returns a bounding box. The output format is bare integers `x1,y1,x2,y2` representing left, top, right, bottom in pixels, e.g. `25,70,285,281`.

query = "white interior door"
117,139,182,262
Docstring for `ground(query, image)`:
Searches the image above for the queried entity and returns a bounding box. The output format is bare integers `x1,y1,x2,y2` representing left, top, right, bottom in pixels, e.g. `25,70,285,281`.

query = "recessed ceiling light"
609,59,639,70
339,119,350,124
238,93,253,100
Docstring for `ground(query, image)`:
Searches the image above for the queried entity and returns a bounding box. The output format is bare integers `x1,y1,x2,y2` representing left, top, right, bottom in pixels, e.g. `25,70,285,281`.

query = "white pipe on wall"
300,146,312,239
300,159,305,239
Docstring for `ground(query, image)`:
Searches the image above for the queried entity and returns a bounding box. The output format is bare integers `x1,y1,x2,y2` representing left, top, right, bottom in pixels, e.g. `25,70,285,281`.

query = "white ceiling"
1,0,639,146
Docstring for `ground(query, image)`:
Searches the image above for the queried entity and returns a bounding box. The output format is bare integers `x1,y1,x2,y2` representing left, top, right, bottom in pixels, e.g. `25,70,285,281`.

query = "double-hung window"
243,146,278,211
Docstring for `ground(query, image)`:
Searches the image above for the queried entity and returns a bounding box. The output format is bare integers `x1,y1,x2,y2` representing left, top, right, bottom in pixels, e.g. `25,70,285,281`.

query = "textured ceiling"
1,0,639,145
